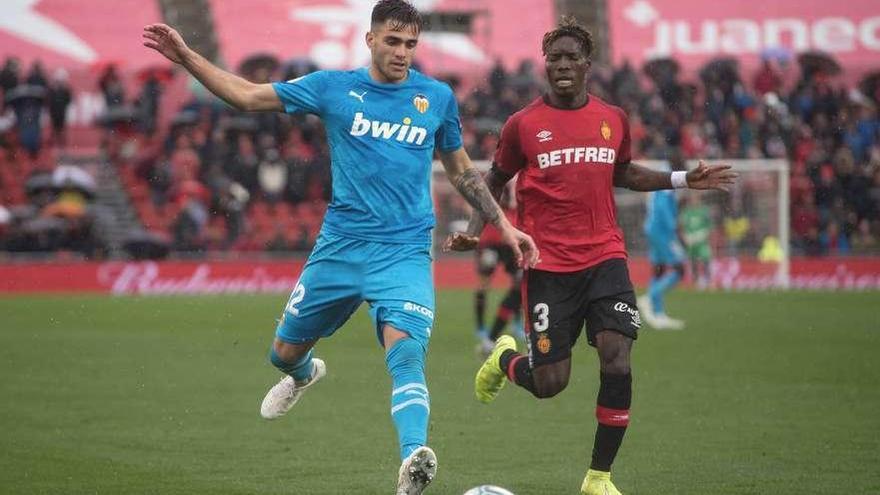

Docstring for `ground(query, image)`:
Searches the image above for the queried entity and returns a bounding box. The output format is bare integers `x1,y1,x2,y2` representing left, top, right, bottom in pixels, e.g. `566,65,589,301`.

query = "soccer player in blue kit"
143,1,538,493
639,156,688,330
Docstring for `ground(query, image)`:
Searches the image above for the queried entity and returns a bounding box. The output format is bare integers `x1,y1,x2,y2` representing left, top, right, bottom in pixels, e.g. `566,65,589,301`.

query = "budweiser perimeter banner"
1,258,879,295
608,0,880,77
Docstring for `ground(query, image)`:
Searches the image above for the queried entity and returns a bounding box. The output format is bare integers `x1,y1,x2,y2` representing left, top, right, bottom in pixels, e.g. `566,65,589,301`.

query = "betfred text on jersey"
537,146,617,169
349,112,428,145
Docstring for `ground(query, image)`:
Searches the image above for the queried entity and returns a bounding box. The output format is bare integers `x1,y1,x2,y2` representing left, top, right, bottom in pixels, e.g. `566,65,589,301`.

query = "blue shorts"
275,231,435,349
648,236,686,266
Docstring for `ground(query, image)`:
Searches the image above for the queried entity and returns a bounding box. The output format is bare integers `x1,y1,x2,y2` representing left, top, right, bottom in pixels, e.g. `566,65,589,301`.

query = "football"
463,485,516,495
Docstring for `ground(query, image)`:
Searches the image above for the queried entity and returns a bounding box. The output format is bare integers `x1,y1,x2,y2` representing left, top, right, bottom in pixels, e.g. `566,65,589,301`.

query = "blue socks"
649,270,681,315
386,338,429,461
269,348,314,382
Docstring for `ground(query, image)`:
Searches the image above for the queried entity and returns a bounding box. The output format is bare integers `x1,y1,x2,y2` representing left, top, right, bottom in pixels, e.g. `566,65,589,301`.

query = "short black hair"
542,15,593,58
371,0,423,33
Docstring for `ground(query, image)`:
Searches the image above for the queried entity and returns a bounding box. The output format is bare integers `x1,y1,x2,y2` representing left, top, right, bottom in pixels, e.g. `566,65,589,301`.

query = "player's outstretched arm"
614,160,738,192
440,148,539,267
443,165,513,252
142,23,282,112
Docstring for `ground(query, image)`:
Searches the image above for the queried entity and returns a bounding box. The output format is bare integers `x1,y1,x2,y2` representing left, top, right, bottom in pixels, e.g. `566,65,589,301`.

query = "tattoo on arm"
464,167,511,235
452,167,505,229
614,162,674,191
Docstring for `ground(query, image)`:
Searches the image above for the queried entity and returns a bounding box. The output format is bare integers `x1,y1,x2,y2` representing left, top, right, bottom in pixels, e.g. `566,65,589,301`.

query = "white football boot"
396,446,437,494
259,358,326,419
654,314,685,330
636,295,661,328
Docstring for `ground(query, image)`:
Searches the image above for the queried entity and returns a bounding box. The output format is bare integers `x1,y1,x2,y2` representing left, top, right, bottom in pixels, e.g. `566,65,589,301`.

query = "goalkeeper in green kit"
680,193,713,289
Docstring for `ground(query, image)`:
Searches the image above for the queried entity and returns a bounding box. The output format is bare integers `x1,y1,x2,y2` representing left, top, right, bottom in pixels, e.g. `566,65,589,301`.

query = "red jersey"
494,95,631,272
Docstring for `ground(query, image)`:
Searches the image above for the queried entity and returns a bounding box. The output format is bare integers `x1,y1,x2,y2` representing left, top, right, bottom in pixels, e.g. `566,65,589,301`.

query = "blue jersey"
272,68,462,244
644,190,678,242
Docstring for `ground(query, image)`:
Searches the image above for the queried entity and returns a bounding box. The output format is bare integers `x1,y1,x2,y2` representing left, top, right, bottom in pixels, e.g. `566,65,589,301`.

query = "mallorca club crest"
601,120,612,141
537,334,551,354
413,94,429,114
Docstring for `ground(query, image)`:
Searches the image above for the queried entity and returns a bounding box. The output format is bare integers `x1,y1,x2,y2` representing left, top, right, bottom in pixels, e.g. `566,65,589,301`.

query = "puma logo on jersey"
349,112,428,145
348,90,367,103
537,146,617,168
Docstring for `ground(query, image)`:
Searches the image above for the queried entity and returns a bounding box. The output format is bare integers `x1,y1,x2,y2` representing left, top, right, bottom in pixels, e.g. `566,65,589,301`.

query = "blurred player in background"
445,17,736,495
680,192,713,289
143,1,537,493
638,154,687,330
474,182,524,356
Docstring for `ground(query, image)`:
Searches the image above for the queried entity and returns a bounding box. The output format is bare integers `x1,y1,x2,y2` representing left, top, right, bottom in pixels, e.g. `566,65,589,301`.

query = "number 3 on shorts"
284,283,306,316
533,303,549,332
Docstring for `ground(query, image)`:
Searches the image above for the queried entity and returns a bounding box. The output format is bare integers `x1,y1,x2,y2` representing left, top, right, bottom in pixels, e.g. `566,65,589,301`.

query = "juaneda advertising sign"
608,0,880,76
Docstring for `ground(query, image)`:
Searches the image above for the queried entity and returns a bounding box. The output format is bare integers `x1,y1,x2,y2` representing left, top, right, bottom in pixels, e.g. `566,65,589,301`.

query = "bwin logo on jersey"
349,112,428,145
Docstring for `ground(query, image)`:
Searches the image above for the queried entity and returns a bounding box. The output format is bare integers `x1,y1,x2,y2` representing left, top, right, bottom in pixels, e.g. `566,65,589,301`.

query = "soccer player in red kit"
444,17,737,495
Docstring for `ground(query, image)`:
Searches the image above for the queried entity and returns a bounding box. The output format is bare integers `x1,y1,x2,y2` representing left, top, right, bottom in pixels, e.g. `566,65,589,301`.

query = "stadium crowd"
1,53,879,257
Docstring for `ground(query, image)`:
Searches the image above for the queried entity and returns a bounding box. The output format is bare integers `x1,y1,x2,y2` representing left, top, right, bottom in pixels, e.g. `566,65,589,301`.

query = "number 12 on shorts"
533,303,549,332
284,283,306,316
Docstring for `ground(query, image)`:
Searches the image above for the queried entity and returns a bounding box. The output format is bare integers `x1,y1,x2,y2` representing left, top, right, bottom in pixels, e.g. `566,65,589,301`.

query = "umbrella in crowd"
642,57,680,83
760,46,793,65
797,51,842,78
859,71,880,106
52,165,96,197
282,57,319,80
24,173,54,196
700,57,740,86
96,105,140,127
136,65,175,84
170,109,200,128
3,84,47,105
238,52,280,81
122,229,170,260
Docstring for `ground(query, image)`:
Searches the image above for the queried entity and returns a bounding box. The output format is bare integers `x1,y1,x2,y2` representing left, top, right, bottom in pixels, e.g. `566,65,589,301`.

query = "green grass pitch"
1,291,878,494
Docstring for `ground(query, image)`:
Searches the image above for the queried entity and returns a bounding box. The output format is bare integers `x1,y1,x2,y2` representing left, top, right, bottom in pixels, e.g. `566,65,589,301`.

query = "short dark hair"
542,15,593,58
371,0,423,33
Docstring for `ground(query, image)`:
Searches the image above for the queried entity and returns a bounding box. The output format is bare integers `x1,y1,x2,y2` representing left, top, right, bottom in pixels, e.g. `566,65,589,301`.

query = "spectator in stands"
98,64,125,108
47,69,73,148
6,79,45,158
137,71,162,136
753,59,782,96
75,46,880,258
216,180,249,249
0,57,20,99
25,61,48,88
171,181,209,252
0,204,10,247
257,148,287,204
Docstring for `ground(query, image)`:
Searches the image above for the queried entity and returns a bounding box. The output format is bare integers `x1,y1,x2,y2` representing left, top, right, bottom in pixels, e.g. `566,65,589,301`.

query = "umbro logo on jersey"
349,112,428,145
536,130,553,142
348,90,367,103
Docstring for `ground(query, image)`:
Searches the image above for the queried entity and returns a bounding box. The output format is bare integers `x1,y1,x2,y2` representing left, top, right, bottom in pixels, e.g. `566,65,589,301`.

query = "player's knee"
533,361,571,398
272,339,302,363
385,337,425,374
535,376,568,398
596,332,632,375
602,357,630,375
652,264,666,278
673,263,685,278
